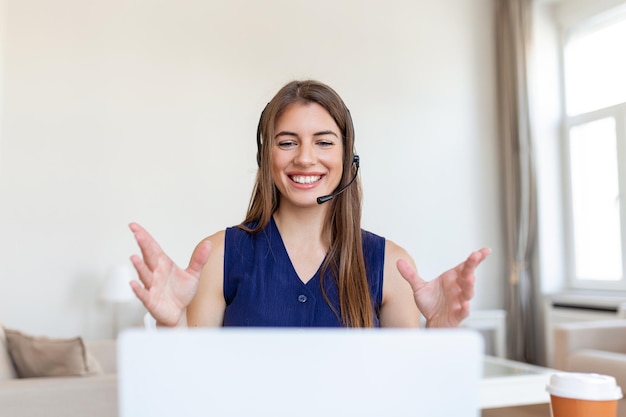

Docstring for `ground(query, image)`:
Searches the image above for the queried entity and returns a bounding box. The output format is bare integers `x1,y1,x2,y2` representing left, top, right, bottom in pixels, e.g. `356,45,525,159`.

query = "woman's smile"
291,175,322,184
289,174,323,185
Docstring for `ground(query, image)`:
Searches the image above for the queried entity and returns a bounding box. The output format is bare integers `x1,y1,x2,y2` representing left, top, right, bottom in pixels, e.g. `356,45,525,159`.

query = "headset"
255,103,360,205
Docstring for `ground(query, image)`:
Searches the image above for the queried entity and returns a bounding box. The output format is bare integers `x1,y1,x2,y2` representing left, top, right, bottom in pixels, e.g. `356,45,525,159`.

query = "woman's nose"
294,143,316,166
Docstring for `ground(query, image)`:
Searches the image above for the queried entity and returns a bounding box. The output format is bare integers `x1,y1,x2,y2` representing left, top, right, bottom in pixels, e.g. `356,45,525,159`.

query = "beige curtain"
495,0,543,364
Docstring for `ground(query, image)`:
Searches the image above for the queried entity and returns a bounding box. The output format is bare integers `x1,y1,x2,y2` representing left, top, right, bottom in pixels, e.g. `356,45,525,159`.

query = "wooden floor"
482,403,551,417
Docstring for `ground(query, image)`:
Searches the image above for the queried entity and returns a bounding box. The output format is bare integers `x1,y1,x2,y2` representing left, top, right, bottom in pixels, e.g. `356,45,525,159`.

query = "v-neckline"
270,216,326,286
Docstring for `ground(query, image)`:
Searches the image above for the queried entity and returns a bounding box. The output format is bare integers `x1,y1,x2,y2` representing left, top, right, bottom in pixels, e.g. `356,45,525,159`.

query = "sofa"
553,319,626,417
0,323,118,417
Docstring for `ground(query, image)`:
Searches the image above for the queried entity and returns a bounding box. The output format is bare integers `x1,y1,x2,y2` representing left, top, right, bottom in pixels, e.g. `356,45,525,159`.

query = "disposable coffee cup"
546,372,623,417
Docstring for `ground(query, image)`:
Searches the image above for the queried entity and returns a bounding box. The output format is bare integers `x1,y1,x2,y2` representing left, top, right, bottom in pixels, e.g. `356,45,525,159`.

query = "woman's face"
271,102,344,208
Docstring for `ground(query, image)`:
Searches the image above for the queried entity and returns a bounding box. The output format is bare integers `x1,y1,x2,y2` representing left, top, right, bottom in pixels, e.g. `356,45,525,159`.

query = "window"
564,16,626,116
561,11,626,289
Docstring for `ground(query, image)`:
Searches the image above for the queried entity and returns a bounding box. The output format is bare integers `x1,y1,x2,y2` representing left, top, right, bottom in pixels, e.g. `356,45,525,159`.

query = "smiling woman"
270,102,344,209
241,81,374,327
128,79,491,331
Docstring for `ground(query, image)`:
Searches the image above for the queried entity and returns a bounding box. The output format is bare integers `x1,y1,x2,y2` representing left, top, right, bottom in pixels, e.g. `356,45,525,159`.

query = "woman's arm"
379,240,422,328
186,230,227,327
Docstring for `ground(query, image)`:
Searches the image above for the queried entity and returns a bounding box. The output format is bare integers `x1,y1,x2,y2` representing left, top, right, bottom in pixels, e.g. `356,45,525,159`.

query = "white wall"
0,0,503,339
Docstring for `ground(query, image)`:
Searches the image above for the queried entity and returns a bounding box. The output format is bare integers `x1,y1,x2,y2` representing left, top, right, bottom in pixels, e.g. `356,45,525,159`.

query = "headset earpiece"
256,105,267,167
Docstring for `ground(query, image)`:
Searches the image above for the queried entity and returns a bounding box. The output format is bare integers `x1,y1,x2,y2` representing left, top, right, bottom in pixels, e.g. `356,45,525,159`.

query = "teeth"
291,175,321,184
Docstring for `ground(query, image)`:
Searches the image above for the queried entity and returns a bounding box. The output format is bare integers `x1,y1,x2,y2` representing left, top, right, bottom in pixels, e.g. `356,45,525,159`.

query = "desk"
480,356,555,409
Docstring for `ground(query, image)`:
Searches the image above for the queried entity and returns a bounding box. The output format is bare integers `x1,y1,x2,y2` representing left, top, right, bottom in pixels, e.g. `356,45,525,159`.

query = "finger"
448,250,482,276
456,300,471,322
396,258,426,293
186,240,211,277
458,249,489,281
130,222,164,271
457,248,490,298
130,254,155,290
129,279,150,307
464,247,492,270
455,259,477,300
458,270,475,300
129,222,165,271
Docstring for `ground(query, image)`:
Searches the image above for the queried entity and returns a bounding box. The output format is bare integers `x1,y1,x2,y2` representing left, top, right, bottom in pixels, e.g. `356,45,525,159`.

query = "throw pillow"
4,329,103,378
0,324,18,380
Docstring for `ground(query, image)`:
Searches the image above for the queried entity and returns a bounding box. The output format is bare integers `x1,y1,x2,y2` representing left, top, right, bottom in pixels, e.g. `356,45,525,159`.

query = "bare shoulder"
197,229,226,277
199,230,226,255
383,239,415,285
384,239,413,263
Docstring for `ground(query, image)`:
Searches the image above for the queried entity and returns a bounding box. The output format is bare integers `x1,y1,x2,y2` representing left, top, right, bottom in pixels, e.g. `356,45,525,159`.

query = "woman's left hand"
396,248,491,328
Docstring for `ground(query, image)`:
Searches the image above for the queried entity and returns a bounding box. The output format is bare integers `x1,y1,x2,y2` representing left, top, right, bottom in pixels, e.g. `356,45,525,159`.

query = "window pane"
569,118,622,280
564,17,626,115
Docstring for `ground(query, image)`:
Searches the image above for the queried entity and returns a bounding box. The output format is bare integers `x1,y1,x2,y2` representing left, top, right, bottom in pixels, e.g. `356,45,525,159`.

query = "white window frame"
562,104,626,290
558,3,626,291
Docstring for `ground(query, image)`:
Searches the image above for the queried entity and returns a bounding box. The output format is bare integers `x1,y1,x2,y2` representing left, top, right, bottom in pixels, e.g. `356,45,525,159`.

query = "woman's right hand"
128,222,212,327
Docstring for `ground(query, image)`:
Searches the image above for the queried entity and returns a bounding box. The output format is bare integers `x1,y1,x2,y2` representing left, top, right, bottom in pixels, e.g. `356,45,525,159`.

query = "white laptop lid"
118,328,483,417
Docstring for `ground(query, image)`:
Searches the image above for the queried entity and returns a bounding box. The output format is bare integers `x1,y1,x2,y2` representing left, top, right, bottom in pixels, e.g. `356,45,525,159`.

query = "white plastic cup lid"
546,372,623,401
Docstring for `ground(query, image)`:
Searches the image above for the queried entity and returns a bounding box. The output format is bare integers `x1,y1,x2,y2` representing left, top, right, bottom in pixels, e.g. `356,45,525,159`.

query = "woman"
129,80,490,329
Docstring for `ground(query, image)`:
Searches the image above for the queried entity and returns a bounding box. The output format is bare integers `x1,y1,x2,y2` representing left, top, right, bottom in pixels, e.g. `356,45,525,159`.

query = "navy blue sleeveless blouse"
222,217,385,327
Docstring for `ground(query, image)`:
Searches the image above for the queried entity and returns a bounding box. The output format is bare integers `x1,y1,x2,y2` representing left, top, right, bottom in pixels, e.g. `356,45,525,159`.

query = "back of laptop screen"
118,328,482,417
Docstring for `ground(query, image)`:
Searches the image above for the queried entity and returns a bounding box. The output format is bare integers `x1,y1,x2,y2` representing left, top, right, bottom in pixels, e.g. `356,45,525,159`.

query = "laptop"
118,328,483,417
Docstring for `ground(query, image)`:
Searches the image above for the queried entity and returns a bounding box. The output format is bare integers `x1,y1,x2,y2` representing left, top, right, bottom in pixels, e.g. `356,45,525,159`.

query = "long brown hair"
240,80,374,327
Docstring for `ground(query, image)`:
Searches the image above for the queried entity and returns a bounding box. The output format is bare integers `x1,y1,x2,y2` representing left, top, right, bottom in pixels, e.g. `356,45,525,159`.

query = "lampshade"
101,264,135,303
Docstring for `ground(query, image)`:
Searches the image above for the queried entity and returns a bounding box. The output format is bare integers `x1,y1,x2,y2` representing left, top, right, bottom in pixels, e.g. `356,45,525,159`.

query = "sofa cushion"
4,329,103,378
0,324,18,380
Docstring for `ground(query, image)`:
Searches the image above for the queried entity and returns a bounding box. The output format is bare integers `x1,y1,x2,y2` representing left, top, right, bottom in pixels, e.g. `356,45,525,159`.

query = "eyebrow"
274,130,339,139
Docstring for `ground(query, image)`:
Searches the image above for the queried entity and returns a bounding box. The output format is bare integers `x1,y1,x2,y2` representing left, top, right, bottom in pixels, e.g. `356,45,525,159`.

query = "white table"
480,356,556,409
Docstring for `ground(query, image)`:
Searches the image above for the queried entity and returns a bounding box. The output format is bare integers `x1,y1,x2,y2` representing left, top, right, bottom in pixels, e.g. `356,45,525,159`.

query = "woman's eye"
277,141,297,149
317,140,334,148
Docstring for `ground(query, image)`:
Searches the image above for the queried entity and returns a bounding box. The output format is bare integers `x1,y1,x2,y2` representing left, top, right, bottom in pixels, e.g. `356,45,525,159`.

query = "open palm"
397,248,491,328
129,223,211,327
